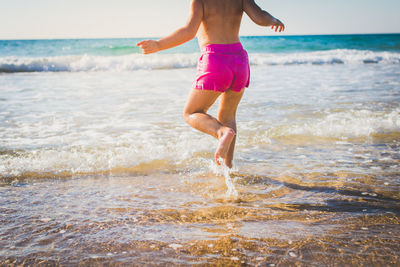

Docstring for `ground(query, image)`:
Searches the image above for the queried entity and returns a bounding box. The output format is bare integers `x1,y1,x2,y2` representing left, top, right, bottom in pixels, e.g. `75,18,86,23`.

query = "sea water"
1,34,399,265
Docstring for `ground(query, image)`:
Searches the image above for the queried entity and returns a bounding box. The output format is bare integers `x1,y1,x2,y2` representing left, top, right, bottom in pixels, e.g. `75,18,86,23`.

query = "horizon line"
0,32,399,41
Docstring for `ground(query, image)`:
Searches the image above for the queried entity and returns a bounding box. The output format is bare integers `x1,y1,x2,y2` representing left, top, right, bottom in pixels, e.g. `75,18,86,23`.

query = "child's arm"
243,0,285,32
137,0,203,54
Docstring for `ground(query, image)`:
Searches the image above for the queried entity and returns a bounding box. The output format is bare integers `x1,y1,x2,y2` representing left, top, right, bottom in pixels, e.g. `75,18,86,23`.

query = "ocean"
1,34,399,265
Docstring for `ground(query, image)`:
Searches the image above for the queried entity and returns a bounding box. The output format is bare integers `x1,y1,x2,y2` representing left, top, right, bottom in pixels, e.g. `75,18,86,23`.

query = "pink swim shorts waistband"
201,42,244,53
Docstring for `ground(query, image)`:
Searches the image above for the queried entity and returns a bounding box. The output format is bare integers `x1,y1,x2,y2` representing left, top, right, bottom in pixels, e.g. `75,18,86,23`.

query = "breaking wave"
1,49,399,73
2,109,399,179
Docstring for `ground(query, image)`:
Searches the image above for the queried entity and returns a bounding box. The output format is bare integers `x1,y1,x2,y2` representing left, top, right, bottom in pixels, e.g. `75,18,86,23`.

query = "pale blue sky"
0,0,399,39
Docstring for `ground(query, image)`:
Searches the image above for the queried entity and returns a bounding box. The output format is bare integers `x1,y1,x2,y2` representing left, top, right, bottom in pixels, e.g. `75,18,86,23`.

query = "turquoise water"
1,34,400,58
1,34,399,73
0,34,400,57
1,34,399,265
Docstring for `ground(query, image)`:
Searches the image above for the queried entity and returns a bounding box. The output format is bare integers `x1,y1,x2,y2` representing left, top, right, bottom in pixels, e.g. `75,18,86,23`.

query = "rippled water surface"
1,36,400,265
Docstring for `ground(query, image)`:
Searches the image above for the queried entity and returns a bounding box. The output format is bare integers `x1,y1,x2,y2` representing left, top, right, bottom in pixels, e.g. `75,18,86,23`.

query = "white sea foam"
1,109,398,179
265,109,400,139
0,53,199,73
250,49,400,66
0,49,399,73
0,130,215,179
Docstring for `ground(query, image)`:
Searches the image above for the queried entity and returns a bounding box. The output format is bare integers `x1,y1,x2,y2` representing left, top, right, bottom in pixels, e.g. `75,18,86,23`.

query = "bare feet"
215,127,235,166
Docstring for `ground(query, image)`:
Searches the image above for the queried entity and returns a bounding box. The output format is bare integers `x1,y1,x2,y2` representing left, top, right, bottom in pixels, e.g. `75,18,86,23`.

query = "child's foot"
224,158,233,169
215,127,235,166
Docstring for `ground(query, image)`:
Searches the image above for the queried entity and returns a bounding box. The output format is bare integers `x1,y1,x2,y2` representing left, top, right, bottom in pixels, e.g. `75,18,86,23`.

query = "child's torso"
197,0,244,47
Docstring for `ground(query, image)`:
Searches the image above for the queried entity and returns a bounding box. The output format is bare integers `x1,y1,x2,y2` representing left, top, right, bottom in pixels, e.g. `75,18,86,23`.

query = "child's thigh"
217,89,245,122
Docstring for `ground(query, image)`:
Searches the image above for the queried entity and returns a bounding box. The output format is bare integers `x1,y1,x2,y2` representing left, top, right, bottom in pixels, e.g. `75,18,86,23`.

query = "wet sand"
1,170,399,266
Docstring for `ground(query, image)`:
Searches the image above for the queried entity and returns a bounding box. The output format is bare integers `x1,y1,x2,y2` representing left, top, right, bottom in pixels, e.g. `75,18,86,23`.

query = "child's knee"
183,108,193,124
183,111,189,123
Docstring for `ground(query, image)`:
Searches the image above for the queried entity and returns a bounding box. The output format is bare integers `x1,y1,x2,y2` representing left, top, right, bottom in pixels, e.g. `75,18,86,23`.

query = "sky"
0,0,399,39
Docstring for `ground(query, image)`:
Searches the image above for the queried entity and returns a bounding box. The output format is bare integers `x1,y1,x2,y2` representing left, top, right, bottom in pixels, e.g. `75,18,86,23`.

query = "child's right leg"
183,89,236,166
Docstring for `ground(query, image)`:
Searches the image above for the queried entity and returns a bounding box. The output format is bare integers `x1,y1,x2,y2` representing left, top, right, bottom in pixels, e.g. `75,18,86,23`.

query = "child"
137,0,284,168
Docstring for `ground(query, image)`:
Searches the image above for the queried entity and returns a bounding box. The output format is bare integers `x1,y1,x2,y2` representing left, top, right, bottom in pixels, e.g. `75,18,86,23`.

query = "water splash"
218,158,238,199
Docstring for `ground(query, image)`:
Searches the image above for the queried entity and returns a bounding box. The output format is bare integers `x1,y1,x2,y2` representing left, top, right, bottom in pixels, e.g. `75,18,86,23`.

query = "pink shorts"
193,43,250,92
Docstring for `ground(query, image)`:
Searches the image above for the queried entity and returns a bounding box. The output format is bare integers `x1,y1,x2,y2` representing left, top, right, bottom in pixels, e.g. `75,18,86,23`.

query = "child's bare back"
197,0,243,47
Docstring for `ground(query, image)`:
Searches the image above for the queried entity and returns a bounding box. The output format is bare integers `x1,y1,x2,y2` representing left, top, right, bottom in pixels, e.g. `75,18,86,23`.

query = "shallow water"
1,171,399,265
1,36,400,265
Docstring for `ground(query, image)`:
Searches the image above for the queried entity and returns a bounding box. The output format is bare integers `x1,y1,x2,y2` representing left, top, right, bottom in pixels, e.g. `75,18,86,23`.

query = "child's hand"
271,18,285,32
136,40,160,54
